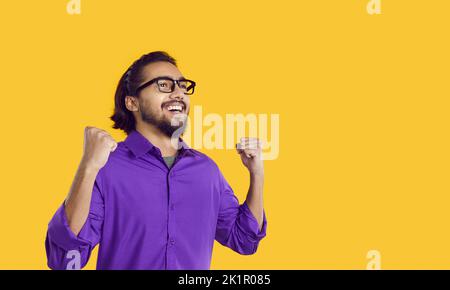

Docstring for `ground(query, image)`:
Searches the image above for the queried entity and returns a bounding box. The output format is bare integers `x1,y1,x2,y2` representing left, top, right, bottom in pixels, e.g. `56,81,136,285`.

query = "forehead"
141,61,184,81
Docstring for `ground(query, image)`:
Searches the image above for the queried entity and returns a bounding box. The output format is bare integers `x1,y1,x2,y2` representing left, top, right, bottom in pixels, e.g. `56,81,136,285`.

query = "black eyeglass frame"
134,76,196,96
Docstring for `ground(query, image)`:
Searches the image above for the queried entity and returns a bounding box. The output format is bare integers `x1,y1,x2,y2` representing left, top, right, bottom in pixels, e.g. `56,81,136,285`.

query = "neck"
135,123,179,157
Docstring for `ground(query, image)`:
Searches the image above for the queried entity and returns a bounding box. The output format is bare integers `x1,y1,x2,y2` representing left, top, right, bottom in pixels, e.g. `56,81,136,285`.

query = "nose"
170,82,186,100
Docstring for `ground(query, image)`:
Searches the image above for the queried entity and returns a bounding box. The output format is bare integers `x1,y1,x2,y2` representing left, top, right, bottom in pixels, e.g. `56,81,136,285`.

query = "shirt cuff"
47,202,91,251
239,201,267,243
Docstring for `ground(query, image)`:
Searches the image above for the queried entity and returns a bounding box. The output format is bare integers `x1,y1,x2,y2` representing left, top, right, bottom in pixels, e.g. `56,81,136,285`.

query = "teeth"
167,105,183,112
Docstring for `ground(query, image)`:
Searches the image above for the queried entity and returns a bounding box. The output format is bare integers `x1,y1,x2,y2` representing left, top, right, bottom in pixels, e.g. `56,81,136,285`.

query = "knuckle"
100,134,109,141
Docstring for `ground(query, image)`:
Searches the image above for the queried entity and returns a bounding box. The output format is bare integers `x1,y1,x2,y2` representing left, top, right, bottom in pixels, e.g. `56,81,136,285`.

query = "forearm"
64,162,99,236
245,172,264,231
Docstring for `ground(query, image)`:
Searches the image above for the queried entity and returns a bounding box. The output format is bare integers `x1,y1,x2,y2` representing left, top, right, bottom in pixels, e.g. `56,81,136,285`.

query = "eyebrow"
157,75,187,81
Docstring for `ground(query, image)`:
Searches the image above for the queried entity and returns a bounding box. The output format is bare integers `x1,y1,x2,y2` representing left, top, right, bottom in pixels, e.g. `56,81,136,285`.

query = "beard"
140,107,187,139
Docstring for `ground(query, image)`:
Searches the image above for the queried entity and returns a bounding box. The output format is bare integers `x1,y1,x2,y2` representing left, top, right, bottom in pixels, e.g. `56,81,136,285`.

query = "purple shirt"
45,130,267,270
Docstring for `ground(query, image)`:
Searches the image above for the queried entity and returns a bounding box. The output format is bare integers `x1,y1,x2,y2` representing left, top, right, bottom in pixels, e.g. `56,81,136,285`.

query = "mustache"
161,100,187,110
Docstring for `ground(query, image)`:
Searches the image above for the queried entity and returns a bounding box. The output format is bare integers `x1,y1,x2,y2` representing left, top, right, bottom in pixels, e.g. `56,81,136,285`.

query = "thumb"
110,142,118,152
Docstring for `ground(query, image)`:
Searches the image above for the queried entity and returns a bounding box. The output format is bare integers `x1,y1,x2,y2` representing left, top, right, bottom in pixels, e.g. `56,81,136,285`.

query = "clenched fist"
80,126,118,171
236,137,264,176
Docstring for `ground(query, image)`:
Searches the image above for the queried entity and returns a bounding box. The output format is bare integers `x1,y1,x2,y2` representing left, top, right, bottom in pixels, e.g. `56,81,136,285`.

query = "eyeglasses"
135,76,196,96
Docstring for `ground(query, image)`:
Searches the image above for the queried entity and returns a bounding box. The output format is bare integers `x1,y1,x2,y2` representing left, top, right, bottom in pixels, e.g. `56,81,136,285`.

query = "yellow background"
0,0,449,269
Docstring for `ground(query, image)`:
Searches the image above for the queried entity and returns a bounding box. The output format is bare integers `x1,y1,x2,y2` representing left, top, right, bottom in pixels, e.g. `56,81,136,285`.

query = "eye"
157,80,171,88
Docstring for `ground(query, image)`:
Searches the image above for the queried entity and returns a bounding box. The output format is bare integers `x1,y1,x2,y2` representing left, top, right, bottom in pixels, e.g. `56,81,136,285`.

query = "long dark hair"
110,51,177,135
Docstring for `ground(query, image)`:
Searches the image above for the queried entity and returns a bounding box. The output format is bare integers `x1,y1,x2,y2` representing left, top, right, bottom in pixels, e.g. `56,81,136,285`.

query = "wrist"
79,159,101,175
250,170,264,180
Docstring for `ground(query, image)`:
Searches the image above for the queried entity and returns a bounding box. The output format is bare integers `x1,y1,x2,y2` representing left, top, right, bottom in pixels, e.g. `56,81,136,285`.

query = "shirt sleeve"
214,170,267,255
45,170,105,270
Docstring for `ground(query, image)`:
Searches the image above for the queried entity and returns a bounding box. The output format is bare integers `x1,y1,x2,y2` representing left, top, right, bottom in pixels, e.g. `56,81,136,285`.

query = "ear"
125,96,139,112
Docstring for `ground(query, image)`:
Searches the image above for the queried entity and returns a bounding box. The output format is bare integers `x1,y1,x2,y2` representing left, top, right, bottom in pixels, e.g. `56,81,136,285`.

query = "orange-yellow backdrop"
0,0,449,269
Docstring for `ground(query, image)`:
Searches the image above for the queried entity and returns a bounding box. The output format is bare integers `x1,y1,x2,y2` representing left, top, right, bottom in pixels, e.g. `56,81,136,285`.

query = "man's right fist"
80,126,118,171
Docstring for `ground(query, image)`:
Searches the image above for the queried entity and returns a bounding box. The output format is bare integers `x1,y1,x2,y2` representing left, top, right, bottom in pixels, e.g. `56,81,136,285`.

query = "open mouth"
163,102,186,114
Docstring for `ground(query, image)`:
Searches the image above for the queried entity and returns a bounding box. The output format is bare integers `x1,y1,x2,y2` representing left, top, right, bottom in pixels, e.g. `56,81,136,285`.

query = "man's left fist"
236,137,264,175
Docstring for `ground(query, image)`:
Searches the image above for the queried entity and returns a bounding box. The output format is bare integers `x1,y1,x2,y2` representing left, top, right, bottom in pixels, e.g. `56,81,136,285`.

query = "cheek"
140,94,164,112
154,95,166,110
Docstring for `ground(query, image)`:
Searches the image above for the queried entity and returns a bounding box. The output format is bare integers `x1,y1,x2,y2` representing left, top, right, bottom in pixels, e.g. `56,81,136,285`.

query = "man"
45,51,267,270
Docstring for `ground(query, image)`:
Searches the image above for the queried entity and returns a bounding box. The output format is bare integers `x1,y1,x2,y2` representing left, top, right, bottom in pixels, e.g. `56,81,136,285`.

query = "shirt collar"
124,130,193,159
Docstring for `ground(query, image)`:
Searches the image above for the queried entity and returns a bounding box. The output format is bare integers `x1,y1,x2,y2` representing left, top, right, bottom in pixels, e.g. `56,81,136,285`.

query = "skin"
64,61,265,236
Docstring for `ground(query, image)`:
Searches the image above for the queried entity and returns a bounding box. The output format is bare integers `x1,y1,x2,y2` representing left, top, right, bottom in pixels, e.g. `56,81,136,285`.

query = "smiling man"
45,51,267,270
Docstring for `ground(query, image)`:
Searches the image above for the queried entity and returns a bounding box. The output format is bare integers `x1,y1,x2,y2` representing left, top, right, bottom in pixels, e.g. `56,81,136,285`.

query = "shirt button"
170,204,175,211
170,239,175,246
